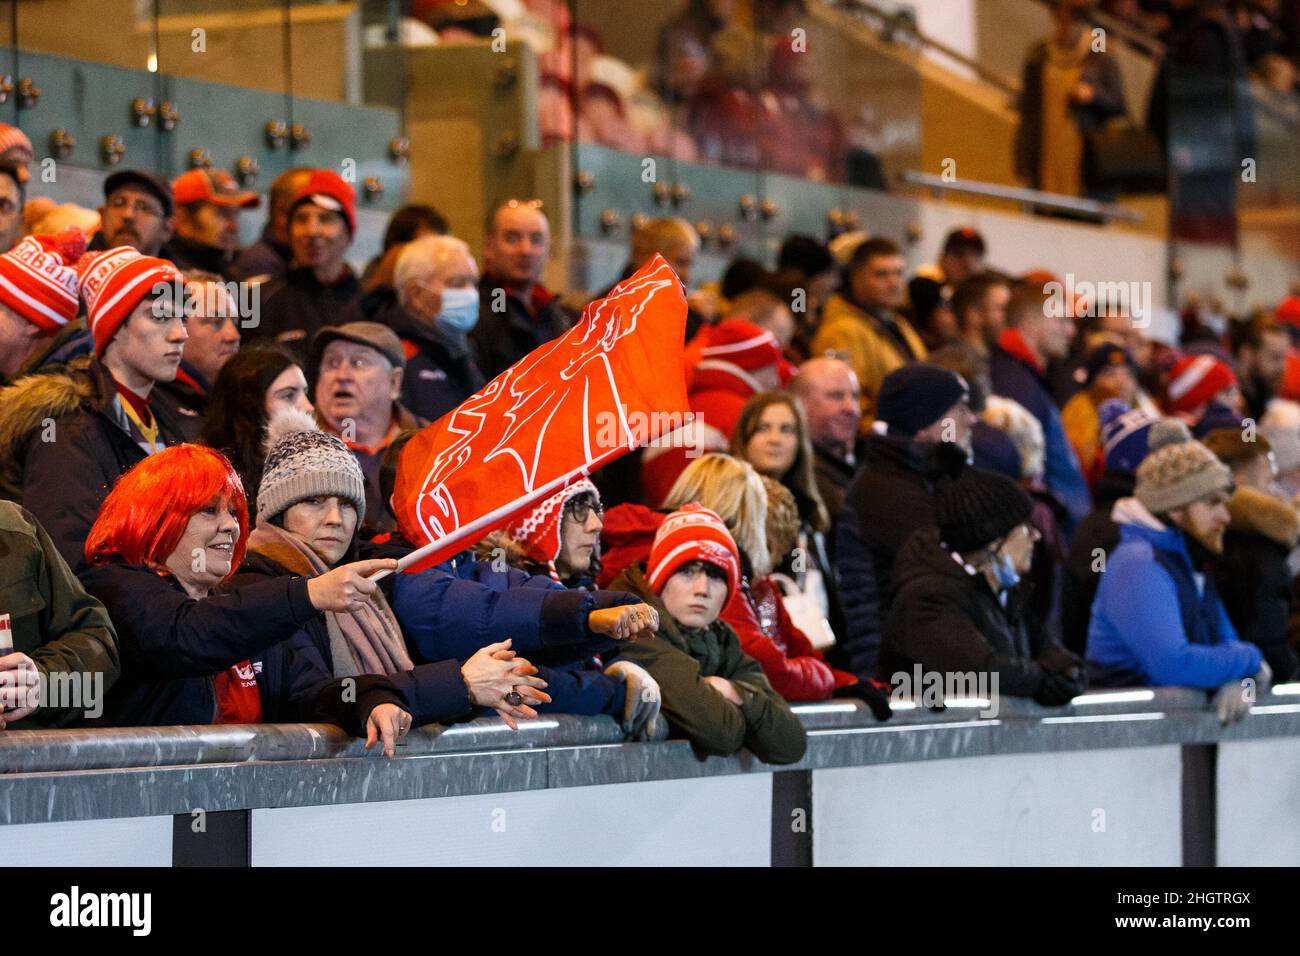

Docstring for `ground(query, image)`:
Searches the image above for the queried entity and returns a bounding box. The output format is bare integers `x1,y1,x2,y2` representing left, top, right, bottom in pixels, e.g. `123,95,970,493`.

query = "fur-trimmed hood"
1228,485,1300,548
0,358,97,492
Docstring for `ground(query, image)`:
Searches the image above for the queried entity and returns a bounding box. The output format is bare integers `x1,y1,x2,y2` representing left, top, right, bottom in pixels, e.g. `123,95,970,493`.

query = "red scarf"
113,380,155,428
214,660,262,724
998,328,1045,375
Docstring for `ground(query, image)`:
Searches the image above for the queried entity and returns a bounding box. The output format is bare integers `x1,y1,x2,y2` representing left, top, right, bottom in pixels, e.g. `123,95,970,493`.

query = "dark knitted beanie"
935,467,1034,553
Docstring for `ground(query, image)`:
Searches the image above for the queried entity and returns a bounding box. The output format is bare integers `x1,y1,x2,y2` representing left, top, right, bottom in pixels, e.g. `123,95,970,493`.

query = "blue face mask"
992,549,1021,591
437,286,480,334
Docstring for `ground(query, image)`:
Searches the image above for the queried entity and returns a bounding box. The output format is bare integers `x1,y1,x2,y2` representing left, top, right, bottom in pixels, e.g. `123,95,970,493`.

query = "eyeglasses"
565,496,604,523
504,198,544,211
107,194,166,219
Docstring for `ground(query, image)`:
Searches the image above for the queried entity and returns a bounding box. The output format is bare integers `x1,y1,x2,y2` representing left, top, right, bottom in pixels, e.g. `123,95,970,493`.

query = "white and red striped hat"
0,228,86,332
77,246,185,355
1166,354,1236,414
506,478,600,576
0,123,33,164
646,504,741,602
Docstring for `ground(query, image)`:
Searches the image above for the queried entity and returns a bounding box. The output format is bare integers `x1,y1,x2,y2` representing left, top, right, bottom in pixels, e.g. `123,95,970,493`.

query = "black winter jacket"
348,284,485,422
248,266,361,360
1215,486,1300,683
0,359,188,570
77,561,405,732
882,527,1086,704
230,551,475,726
826,435,966,681
470,274,574,381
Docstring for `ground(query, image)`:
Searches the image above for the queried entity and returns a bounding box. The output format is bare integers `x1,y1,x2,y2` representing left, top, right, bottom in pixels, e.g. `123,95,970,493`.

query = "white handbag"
771,532,836,650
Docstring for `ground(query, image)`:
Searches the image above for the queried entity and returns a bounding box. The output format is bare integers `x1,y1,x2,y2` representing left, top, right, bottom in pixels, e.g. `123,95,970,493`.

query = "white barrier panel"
1217,738,1300,867
251,774,773,866
813,746,1182,866
5,816,172,867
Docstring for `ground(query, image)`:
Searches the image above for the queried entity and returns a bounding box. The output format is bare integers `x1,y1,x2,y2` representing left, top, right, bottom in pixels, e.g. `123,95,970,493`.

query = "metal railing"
898,169,1147,223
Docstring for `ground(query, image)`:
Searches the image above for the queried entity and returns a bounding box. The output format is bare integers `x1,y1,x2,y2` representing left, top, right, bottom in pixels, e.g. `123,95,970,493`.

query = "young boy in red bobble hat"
0,244,189,568
608,504,807,764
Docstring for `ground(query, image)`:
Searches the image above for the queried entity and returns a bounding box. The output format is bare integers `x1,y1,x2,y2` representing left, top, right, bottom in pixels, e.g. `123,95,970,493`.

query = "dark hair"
200,345,301,516
846,236,902,275
382,204,449,251
1227,309,1286,357
951,272,1008,323
777,234,833,278
721,257,768,300
729,391,830,533
0,161,24,202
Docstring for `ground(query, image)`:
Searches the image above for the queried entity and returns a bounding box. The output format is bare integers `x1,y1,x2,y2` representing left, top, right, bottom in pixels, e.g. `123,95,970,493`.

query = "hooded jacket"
1086,498,1264,688
0,502,120,728
609,563,807,764
1215,486,1300,682
77,561,404,732
828,434,966,681
882,527,1076,701
349,284,486,423
0,358,188,569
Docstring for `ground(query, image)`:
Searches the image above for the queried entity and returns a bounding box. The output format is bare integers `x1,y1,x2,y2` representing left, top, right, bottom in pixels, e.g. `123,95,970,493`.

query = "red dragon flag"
391,254,691,572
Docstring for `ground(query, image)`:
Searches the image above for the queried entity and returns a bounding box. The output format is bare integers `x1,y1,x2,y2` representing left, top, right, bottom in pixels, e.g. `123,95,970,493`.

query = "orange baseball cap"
172,168,261,209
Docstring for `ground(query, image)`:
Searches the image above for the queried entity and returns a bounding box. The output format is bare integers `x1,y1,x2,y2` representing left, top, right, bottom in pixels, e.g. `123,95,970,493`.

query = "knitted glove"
1034,667,1086,707
832,680,893,721
603,660,662,740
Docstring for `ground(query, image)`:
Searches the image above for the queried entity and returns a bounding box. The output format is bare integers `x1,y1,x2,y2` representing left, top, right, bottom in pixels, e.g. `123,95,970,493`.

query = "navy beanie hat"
1100,399,1158,473
875,363,969,438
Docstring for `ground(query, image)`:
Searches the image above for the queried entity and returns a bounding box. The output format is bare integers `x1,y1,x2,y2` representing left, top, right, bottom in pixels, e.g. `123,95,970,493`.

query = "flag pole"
370,438,648,580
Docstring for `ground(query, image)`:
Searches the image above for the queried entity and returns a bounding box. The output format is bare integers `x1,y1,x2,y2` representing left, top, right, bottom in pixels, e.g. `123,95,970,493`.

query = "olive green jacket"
609,564,806,765
0,501,119,727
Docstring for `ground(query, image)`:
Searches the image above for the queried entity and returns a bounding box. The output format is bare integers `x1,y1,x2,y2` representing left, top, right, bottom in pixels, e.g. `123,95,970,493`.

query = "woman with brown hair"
730,391,838,641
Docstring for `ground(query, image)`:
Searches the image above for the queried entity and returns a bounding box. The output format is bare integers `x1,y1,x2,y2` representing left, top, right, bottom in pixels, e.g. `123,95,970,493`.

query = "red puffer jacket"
597,503,666,589
723,576,855,701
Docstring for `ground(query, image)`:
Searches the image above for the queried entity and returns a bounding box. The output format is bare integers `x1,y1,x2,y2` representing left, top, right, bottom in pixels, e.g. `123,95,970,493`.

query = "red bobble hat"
646,504,741,603
1275,295,1300,330
694,318,795,385
506,478,600,577
291,169,357,234
1166,354,1237,414
0,227,86,331
77,246,185,356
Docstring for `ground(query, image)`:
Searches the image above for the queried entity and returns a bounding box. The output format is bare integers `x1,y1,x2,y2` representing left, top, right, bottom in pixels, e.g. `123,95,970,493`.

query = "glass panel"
1237,86,1300,293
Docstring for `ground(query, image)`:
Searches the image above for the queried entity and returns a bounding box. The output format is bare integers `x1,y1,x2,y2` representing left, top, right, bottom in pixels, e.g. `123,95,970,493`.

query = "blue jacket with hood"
1086,499,1263,689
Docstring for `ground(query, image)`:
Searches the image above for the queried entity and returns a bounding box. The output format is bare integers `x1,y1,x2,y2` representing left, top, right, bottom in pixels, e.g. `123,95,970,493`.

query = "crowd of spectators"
1,55,1299,762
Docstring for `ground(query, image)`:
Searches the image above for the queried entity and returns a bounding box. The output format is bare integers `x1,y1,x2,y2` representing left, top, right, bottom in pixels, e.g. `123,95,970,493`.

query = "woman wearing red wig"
77,444,416,754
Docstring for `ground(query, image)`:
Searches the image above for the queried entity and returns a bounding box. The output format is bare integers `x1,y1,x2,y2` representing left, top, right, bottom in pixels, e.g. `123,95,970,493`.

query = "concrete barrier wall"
4,686,1299,866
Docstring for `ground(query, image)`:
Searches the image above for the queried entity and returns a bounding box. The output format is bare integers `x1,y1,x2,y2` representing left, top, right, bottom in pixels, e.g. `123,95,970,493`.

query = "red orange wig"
85,444,249,578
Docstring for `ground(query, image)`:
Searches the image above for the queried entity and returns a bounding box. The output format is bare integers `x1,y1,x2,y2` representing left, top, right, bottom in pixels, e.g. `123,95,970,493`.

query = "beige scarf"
247,522,413,678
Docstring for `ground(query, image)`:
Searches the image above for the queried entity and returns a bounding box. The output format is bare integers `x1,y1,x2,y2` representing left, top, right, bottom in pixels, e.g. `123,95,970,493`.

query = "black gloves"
1033,644,1088,706
833,680,893,721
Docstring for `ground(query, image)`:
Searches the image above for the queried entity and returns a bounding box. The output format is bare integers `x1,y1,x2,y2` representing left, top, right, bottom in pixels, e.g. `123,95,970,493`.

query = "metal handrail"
820,0,1022,97
898,169,1146,223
